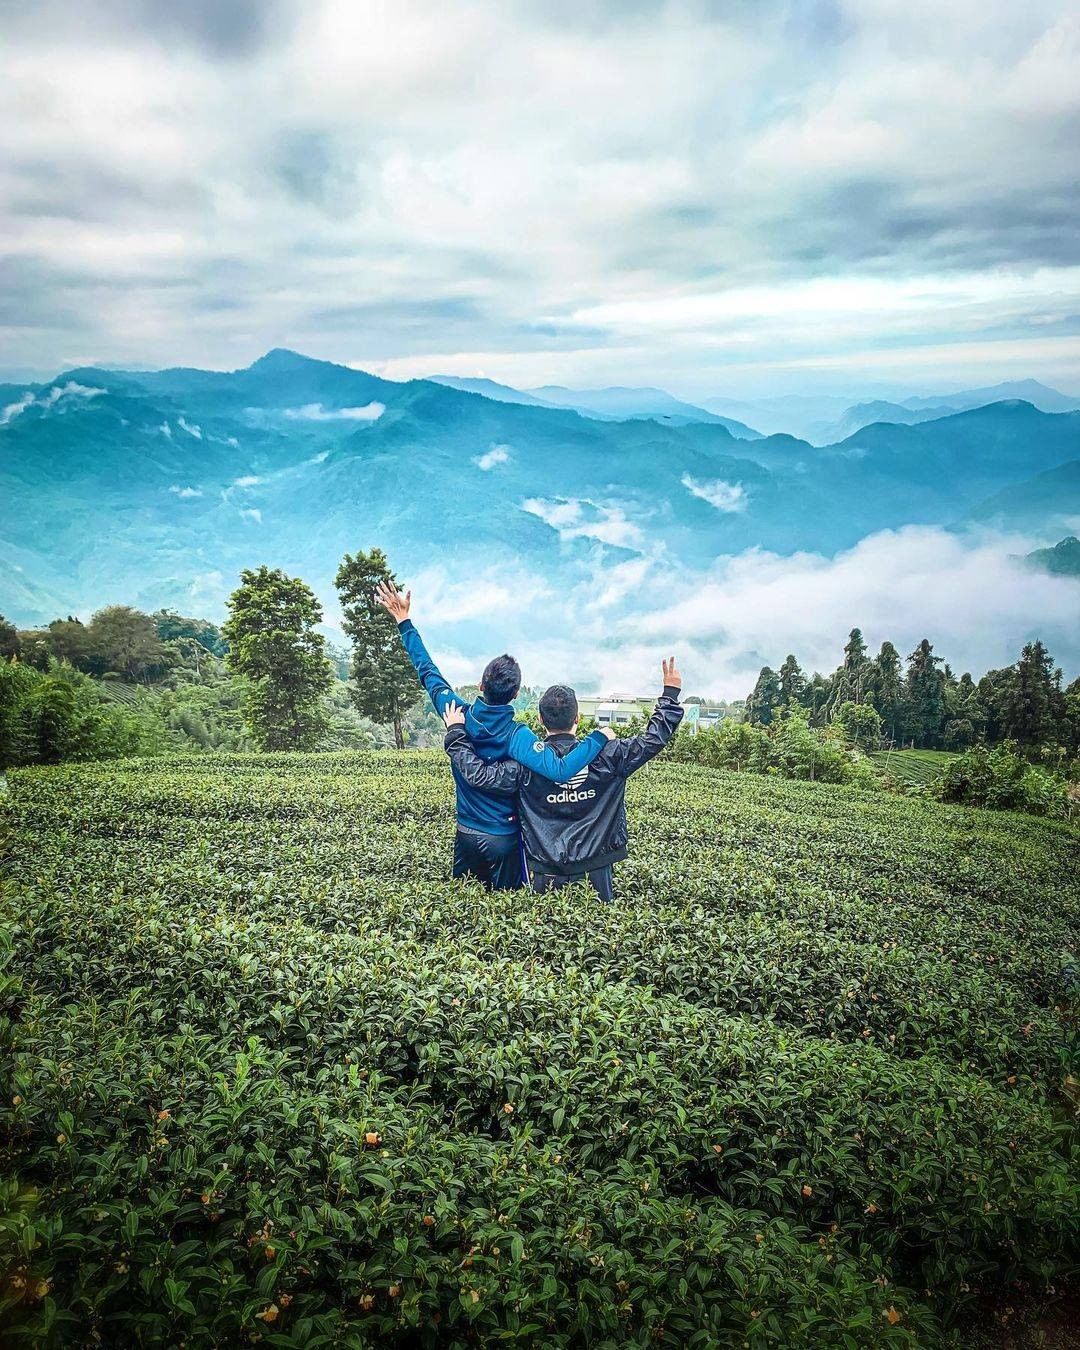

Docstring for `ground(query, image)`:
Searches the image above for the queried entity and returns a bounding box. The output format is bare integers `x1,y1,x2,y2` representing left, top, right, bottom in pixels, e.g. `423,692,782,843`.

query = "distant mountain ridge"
2,349,1078,631
708,379,1080,443
430,374,761,438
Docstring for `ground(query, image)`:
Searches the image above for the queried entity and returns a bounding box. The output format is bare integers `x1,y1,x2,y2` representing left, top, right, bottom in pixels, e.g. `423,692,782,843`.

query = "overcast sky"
2,0,1079,398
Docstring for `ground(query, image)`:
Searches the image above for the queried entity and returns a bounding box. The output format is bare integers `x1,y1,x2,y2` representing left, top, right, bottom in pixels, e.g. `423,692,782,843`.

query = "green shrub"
669,709,876,787
938,743,1071,819
0,661,168,769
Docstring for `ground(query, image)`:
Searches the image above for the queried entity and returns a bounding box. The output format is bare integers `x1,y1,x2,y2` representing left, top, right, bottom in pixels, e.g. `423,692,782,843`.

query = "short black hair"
539,684,578,732
481,653,521,705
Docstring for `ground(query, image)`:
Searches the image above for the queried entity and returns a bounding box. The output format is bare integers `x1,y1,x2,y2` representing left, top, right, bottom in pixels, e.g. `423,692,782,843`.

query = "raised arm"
507,722,610,783
443,708,522,795
603,657,685,777
376,581,462,717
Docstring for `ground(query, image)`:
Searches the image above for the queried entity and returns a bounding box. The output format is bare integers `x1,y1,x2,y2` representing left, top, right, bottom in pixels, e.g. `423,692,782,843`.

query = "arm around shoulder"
508,723,608,782
444,726,522,795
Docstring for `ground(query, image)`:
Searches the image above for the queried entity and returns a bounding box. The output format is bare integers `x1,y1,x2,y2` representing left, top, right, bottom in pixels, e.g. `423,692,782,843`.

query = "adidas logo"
547,766,595,805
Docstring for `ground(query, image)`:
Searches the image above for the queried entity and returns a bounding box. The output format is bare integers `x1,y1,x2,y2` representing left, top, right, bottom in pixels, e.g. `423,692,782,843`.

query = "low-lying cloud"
616,526,1080,697
0,381,104,425
521,496,647,551
283,402,385,422
401,525,1080,700
681,474,748,513
474,444,510,471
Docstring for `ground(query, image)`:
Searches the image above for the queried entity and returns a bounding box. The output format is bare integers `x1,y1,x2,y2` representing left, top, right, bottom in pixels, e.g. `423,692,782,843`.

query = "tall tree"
87,606,167,681
45,617,95,671
902,639,946,747
977,667,1012,743
1064,676,1080,758
778,654,806,709
746,666,783,726
949,672,986,742
826,627,871,716
800,672,832,723
998,640,1064,747
222,567,332,751
871,641,904,744
335,548,420,749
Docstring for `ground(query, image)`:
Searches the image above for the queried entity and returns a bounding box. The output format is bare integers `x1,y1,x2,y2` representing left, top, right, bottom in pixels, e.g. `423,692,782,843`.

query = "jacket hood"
464,698,517,750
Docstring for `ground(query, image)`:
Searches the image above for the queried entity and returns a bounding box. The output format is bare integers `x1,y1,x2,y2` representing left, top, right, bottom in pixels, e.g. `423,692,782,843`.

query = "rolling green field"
1,752,1078,1347
869,750,957,787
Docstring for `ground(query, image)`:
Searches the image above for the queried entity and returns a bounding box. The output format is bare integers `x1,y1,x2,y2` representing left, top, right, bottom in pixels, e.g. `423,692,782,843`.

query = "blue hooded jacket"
398,620,607,836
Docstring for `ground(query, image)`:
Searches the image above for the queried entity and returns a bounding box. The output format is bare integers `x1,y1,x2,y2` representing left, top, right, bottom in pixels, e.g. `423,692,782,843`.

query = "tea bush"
1,751,1078,1346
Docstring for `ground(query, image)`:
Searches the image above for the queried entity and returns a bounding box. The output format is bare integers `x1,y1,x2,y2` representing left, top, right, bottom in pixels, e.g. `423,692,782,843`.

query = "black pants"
528,860,614,903
453,829,523,891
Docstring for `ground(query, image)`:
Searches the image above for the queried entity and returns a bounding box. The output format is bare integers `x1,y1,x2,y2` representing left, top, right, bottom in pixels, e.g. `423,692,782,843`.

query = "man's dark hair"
539,684,578,732
481,653,521,705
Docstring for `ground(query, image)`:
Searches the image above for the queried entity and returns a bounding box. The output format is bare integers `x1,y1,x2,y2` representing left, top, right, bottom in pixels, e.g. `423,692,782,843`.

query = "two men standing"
376,580,683,899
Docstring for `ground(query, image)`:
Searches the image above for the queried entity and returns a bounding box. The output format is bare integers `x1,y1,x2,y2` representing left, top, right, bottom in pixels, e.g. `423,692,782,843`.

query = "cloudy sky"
2,0,1079,399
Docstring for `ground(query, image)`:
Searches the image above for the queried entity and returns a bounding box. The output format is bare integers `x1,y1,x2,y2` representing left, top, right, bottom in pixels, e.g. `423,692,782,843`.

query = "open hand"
442,702,466,729
374,579,411,623
662,656,682,690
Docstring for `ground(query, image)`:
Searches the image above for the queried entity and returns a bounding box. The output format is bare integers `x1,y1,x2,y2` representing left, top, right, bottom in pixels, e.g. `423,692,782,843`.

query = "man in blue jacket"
375,579,609,890
441,662,683,902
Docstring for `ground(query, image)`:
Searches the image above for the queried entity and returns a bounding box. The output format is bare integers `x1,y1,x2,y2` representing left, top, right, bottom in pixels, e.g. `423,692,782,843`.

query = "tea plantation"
1,752,1078,1347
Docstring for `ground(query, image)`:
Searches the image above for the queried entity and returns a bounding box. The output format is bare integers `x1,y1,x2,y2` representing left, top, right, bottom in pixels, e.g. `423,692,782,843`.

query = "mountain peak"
248,348,325,372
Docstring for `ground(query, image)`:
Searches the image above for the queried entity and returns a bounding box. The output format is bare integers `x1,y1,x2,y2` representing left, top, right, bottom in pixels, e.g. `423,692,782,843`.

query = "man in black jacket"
442,658,683,901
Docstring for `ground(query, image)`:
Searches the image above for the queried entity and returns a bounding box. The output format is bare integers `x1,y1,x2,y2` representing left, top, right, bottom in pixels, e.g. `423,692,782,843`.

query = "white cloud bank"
168,484,202,498
0,382,104,425
521,496,648,551
474,443,510,470
616,526,1080,696
283,402,385,422
402,526,1080,701
681,474,748,513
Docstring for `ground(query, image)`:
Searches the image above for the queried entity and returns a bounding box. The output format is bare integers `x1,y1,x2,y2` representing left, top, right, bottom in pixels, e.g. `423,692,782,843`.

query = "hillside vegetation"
2,752,1078,1345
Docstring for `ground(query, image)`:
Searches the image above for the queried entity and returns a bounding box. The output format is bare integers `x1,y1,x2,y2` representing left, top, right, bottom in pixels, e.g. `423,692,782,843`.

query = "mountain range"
706,379,1080,443
429,375,761,437
2,349,1078,630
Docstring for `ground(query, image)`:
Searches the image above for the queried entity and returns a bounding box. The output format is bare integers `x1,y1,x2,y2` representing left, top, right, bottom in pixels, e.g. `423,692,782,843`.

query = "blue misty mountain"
1,350,1078,626
965,460,1080,531
432,373,761,437
525,384,761,437
811,400,957,444
708,379,1080,443
1023,536,1080,578
427,376,552,407
901,379,1080,415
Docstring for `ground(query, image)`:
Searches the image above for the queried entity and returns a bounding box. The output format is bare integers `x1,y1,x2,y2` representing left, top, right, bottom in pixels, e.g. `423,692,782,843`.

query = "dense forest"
746,628,1080,761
